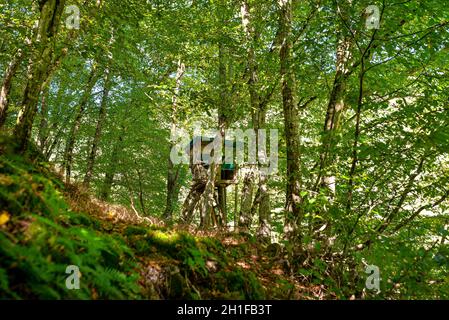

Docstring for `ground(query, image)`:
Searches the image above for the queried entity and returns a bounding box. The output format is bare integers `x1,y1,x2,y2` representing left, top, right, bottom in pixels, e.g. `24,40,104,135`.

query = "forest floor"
0,138,324,299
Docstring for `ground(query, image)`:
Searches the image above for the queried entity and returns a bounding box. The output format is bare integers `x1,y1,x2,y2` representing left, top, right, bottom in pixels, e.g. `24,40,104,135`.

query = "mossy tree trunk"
279,0,302,247
38,85,50,149
0,49,23,128
13,0,66,152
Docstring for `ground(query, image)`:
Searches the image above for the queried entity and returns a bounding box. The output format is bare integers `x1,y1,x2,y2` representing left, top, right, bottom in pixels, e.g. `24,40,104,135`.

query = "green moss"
0,151,141,299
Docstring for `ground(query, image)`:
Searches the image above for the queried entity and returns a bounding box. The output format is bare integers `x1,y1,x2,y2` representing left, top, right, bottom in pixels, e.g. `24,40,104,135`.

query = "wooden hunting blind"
187,136,238,186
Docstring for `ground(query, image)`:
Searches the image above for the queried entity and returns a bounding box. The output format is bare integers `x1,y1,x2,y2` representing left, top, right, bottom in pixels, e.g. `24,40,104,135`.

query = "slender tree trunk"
0,49,23,128
164,60,185,220
239,170,254,230
164,158,181,219
196,41,228,229
279,0,302,246
346,60,365,212
99,133,122,201
83,68,111,187
63,65,99,183
255,123,271,241
38,85,50,149
346,9,382,211
240,0,257,232
43,104,72,160
13,0,66,152
44,122,63,160
37,53,70,154
240,0,271,239
239,0,257,232
216,42,228,227
254,105,271,240
257,172,271,240
136,164,147,216
233,183,239,230
316,4,354,195
218,185,227,226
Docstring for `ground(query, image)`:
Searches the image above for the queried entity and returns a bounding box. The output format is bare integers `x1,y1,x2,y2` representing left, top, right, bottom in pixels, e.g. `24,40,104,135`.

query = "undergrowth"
0,137,295,299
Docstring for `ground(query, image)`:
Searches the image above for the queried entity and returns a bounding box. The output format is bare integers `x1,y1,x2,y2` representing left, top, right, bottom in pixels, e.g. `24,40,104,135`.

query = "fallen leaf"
0,211,11,226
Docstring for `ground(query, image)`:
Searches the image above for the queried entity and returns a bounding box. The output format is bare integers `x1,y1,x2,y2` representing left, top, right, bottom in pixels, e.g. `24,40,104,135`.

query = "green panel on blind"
222,163,235,170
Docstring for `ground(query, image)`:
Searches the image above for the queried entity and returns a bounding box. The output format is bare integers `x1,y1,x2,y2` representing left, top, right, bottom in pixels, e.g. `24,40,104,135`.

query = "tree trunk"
13,0,66,152
99,134,122,201
257,172,271,240
239,170,254,230
233,183,239,230
195,40,228,229
0,49,23,128
164,60,185,220
239,0,257,233
254,113,271,240
241,0,271,239
83,68,111,187
164,158,181,220
38,85,50,150
136,164,147,216
43,102,72,160
63,65,99,183
238,0,260,234
346,59,366,212
316,4,354,195
279,0,302,246
216,41,228,227
346,11,382,211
